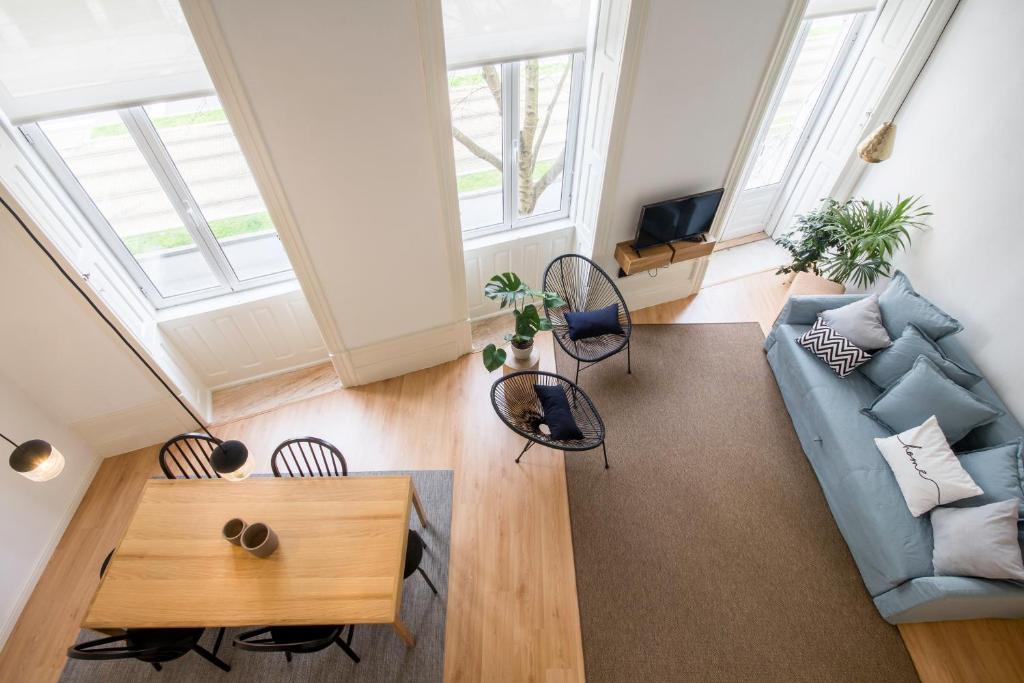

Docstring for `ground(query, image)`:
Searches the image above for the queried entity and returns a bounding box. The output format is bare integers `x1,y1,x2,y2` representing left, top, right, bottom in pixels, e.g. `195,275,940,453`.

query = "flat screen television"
633,188,724,250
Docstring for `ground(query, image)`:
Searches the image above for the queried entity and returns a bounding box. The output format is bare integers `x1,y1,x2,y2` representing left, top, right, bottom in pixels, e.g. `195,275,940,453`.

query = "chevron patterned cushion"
796,318,872,378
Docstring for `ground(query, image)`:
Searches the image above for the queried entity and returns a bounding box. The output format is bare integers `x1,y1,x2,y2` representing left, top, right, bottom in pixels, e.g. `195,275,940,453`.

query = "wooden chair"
68,628,230,673
233,625,359,665
158,433,222,479
490,370,608,468
543,253,633,385
270,437,348,478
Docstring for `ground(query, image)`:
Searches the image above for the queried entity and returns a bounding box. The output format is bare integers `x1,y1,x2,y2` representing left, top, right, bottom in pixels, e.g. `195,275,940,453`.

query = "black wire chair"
158,433,223,479
490,371,608,468
271,437,348,477
67,628,230,673
233,625,359,665
543,253,632,385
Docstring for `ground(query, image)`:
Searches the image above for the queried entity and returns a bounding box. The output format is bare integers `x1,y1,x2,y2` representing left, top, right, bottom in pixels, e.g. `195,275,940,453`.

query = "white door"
721,12,866,241
768,0,955,238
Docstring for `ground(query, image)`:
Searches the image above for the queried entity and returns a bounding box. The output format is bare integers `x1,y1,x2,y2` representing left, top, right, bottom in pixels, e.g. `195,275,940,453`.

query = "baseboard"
0,452,102,648
338,319,472,386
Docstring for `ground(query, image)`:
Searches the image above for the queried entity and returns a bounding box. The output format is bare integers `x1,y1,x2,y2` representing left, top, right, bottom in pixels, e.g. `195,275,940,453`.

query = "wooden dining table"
83,475,429,646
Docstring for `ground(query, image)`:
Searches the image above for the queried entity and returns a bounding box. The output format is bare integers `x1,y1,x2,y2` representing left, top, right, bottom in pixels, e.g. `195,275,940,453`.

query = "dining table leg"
392,617,416,647
411,484,429,529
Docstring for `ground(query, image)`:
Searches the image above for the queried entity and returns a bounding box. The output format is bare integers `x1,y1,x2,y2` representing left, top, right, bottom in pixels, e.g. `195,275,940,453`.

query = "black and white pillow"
796,317,872,378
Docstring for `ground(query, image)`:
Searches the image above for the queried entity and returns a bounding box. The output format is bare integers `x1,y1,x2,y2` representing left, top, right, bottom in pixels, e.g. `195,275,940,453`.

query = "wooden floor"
2,270,1021,682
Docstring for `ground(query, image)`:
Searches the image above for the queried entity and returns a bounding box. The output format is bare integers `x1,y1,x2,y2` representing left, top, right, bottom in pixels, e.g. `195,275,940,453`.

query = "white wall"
191,0,471,385
592,0,793,307
0,186,202,456
0,370,101,647
854,0,1024,420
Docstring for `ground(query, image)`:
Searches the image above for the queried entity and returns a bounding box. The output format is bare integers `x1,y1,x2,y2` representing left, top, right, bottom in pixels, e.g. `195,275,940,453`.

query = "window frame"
453,52,585,240
20,104,293,309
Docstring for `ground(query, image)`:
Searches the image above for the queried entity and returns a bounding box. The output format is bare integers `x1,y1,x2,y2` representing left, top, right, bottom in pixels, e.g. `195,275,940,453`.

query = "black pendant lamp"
3,433,65,482
211,440,253,481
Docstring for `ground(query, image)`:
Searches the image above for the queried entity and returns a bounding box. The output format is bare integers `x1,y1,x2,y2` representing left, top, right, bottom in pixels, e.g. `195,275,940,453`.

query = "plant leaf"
482,344,506,372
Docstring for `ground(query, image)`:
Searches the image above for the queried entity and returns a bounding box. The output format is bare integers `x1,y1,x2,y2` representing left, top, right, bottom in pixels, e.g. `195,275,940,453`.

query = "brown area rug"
554,323,918,682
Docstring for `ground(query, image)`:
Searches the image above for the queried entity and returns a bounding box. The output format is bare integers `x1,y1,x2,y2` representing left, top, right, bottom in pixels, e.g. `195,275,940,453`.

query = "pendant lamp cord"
0,194,214,439
0,431,17,448
889,0,963,123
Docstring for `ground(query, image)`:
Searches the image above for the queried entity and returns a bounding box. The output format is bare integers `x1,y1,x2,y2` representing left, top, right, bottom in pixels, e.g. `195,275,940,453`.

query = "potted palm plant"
775,196,931,289
481,273,565,372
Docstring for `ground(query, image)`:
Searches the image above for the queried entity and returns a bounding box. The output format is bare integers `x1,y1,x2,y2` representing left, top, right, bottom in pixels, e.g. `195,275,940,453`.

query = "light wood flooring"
2,270,1021,682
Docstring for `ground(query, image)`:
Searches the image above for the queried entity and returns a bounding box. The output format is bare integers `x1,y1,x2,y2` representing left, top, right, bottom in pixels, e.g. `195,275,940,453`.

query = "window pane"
144,97,291,281
448,65,504,231
517,55,572,219
745,15,853,189
39,111,221,298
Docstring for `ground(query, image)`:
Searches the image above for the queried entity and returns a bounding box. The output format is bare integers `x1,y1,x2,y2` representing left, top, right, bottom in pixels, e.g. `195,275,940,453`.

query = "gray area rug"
554,324,919,682
59,470,452,682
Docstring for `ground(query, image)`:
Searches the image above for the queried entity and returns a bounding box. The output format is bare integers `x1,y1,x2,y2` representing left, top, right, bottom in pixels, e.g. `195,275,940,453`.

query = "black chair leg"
151,662,162,672
335,636,361,664
211,626,225,656
627,339,632,374
515,439,534,464
285,651,292,663
192,643,231,672
417,566,440,595
601,442,609,469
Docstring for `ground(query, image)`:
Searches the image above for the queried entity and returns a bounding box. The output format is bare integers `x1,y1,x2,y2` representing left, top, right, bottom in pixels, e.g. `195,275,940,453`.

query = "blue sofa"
765,293,1024,623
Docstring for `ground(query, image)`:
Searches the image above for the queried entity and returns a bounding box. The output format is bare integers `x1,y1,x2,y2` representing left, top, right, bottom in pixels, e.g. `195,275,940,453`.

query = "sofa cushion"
862,356,1003,444
931,500,1024,581
878,270,963,340
952,440,1024,511
873,416,983,517
796,318,872,378
820,293,892,350
859,324,981,389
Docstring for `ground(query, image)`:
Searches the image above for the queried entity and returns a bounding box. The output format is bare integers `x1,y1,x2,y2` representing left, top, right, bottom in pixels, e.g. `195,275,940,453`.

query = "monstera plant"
776,196,931,289
481,272,565,372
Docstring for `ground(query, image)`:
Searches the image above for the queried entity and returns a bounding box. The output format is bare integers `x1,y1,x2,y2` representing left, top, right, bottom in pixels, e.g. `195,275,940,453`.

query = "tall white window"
448,54,583,236
442,0,590,237
23,96,292,307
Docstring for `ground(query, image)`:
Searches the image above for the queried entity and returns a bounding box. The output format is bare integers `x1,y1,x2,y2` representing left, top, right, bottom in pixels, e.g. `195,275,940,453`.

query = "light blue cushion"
862,356,1003,444
878,271,963,340
951,440,1024,512
859,324,982,389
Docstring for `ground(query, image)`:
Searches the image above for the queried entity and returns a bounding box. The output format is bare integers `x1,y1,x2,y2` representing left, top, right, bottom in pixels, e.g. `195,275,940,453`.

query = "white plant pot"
511,341,534,361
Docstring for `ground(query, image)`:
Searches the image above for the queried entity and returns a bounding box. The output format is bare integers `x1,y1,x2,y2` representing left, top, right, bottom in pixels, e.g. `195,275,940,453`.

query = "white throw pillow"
932,499,1024,581
821,293,892,350
873,416,983,517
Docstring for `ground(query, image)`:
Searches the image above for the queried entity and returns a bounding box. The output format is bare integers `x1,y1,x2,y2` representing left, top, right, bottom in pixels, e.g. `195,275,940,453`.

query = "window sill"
156,278,301,324
462,218,574,253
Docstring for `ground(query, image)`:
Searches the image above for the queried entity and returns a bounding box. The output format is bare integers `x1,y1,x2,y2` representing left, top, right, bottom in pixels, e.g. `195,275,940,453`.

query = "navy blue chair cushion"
564,304,623,341
533,385,584,440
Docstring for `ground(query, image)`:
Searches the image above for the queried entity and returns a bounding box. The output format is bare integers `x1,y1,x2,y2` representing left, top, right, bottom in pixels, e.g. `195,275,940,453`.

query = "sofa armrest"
874,576,1024,623
773,294,865,328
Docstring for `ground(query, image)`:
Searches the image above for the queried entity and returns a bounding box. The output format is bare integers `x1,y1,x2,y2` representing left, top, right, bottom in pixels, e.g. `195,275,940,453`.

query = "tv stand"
614,234,715,277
